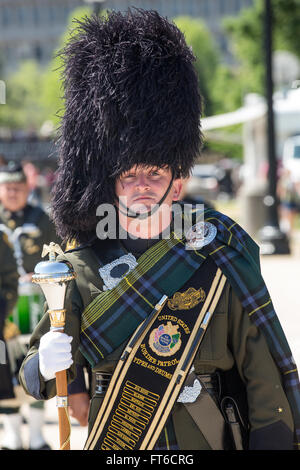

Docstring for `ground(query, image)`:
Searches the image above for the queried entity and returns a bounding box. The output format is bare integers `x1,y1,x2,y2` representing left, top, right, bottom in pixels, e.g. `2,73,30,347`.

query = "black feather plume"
51,9,203,243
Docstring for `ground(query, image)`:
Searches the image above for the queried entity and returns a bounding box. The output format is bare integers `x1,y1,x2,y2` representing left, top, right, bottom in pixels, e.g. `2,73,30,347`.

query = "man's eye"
124,174,135,179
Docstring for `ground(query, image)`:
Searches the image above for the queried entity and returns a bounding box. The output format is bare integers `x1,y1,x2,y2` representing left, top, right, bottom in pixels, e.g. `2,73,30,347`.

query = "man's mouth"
132,195,155,202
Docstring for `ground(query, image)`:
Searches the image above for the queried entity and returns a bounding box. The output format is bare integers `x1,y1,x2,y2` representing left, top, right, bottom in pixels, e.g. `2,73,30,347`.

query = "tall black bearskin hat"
52,9,203,243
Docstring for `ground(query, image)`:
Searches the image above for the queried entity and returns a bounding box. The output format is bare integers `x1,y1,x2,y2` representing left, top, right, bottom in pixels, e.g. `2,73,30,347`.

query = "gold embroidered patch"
168,287,206,311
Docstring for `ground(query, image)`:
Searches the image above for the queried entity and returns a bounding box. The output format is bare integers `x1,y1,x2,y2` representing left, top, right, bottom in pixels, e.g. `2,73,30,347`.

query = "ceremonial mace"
32,242,76,450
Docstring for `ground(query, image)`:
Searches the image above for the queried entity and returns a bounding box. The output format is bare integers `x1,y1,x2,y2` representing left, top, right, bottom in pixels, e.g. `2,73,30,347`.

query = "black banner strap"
85,264,227,451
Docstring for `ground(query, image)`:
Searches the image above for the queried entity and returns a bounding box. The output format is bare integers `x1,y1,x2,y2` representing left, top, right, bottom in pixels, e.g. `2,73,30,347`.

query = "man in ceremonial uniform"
19,10,300,450
0,231,20,448
0,232,19,406
0,162,58,275
0,162,59,449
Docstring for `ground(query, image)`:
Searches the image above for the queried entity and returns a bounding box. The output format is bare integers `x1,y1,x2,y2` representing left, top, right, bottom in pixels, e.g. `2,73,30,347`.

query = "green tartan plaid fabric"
79,233,206,365
80,207,300,449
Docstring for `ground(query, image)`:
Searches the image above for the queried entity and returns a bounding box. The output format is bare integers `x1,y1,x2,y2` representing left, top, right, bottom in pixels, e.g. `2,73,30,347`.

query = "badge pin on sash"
99,253,138,291
32,242,76,450
185,222,217,250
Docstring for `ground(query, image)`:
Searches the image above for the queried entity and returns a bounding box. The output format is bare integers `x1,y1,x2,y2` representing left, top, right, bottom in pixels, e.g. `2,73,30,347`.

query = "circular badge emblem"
98,253,138,291
186,222,217,250
149,322,182,357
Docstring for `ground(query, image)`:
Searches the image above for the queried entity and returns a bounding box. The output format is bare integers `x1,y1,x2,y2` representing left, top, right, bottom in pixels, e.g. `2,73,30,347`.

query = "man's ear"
172,178,183,201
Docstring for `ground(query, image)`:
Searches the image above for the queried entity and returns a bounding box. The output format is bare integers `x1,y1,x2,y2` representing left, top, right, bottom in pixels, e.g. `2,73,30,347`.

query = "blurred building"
0,0,83,75
0,0,253,76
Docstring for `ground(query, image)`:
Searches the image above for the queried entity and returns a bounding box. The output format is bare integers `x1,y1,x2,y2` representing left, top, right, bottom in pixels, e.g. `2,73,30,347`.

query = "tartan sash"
79,207,300,449
79,233,207,367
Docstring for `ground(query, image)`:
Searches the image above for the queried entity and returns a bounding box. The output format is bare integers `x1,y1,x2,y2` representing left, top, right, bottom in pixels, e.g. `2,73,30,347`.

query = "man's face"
0,182,29,212
115,165,182,214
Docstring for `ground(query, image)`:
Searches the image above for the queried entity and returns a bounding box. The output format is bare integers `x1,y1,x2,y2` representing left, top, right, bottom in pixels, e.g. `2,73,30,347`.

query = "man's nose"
7,189,18,195
136,174,150,190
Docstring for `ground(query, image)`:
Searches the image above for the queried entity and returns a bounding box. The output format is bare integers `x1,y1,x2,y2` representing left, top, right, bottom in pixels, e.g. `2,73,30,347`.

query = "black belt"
94,371,220,400
95,372,112,397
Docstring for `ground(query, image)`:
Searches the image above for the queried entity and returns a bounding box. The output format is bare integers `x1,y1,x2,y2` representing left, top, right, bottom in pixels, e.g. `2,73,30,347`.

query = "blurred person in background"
0,161,91,447
0,154,7,167
0,162,58,276
278,168,300,234
179,177,215,210
0,162,59,450
0,233,19,449
22,161,43,208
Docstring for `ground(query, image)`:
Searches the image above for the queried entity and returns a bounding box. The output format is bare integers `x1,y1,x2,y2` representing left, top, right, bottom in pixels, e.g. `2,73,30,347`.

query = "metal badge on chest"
186,222,217,250
98,253,138,291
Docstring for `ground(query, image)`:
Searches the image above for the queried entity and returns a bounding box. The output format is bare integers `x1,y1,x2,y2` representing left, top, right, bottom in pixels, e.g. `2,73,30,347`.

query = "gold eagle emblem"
168,287,206,311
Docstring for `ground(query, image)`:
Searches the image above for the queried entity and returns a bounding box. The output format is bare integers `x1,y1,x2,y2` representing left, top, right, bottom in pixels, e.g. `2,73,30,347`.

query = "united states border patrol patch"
149,322,181,357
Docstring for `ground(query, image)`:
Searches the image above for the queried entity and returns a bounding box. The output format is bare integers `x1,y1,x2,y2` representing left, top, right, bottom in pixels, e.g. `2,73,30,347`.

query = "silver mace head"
32,242,76,329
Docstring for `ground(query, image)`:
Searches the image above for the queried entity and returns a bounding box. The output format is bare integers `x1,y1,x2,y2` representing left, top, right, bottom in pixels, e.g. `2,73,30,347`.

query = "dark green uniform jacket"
0,203,59,274
0,202,59,400
0,232,19,399
19,210,297,450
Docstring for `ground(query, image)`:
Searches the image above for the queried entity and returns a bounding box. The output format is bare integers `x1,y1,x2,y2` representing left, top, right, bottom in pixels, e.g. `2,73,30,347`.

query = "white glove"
39,331,73,381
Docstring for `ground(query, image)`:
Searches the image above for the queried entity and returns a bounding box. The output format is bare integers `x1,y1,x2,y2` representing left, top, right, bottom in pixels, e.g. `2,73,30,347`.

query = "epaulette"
65,238,78,251
64,236,97,254
64,243,88,254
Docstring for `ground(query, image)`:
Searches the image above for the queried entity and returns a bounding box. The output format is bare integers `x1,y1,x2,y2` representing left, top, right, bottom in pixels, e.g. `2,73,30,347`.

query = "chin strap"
117,173,175,220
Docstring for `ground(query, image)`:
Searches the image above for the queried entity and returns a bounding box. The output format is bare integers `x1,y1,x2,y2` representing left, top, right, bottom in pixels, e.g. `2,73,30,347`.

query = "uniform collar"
120,223,172,257
0,206,25,220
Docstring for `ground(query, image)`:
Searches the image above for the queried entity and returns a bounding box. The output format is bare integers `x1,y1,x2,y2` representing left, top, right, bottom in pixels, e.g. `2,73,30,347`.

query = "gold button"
7,219,16,229
277,407,283,413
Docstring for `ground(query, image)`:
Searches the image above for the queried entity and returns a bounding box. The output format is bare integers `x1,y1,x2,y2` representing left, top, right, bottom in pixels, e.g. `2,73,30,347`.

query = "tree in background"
0,60,44,130
0,6,91,131
39,5,91,130
203,0,300,161
173,16,220,117
222,0,300,101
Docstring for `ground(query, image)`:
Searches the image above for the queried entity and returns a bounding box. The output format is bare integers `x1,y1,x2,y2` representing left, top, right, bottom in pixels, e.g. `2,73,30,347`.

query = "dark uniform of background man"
0,162,58,449
19,10,300,450
0,232,19,448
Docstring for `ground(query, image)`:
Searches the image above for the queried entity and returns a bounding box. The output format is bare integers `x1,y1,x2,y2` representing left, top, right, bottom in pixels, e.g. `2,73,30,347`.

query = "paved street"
259,241,300,371
0,398,88,450
1,234,300,450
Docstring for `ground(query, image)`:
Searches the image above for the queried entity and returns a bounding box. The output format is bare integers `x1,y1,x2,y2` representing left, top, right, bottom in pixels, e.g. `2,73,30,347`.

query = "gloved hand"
39,331,73,381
